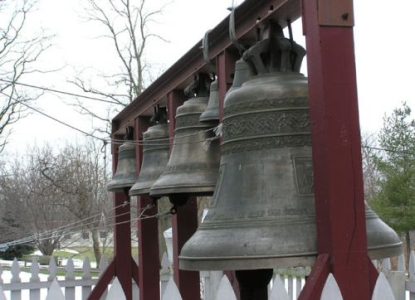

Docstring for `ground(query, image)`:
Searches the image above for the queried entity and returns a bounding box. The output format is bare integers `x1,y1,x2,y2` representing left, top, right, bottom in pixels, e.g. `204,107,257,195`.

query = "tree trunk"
91,228,102,267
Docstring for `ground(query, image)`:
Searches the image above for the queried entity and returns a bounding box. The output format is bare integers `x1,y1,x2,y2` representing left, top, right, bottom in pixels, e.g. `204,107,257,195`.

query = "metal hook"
229,5,246,55
201,29,213,65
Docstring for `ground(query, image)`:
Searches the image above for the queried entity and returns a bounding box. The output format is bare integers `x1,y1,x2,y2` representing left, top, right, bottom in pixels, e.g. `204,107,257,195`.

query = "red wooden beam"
112,0,302,134
299,0,377,298
86,260,116,300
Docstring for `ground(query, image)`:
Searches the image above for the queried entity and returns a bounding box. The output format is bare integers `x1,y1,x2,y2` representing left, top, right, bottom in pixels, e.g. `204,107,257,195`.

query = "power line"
362,145,415,156
1,92,107,142
0,79,119,104
2,91,220,147
0,202,172,250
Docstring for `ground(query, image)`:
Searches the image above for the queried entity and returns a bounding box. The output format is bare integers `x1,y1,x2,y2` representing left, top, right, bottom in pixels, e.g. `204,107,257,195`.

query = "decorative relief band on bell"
293,157,314,196
223,97,309,116
202,207,316,224
175,114,209,129
136,172,162,181
117,149,136,158
143,142,170,152
222,110,310,141
163,162,217,174
221,135,312,155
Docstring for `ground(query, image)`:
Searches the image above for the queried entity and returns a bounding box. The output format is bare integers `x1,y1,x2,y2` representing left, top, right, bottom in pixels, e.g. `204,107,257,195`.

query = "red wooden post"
172,197,200,300
135,116,161,300
299,0,378,298
88,134,138,300
216,50,237,120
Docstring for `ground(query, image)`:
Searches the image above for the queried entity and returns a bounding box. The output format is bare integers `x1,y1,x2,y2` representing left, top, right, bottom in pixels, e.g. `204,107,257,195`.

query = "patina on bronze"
129,107,170,196
150,73,221,202
107,127,137,192
180,23,402,272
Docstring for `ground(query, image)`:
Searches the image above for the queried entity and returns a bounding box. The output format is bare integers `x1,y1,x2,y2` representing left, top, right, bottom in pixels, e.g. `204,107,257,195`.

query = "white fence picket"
382,258,391,275
0,286,7,300
203,271,222,300
372,273,395,300
320,274,343,300
398,254,405,272
269,276,289,300
162,278,182,300
48,257,57,281
30,258,40,300
45,279,65,300
11,258,21,300
214,275,237,300
106,278,127,300
65,258,76,300
82,257,92,300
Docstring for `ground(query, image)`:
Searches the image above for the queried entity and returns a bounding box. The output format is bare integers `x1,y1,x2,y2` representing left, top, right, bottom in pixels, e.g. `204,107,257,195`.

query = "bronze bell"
179,25,402,271
199,79,220,123
107,127,137,192
150,73,221,201
129,107,170,196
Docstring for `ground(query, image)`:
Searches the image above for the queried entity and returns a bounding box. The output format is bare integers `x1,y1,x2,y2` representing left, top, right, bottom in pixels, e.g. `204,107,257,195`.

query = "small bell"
199,79,220,122
129,107,170,196
150,73,221,202
107,127,137,192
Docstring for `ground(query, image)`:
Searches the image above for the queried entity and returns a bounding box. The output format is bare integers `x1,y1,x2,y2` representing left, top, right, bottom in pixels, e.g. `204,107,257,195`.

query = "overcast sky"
3,0,415,155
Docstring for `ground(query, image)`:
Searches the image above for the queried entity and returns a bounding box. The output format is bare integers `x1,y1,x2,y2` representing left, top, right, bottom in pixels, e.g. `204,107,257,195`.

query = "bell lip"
179,242,403,271
179,255,316,271
367,242,403,259
150,186,215,198
129,186,150,196
199,111,220,122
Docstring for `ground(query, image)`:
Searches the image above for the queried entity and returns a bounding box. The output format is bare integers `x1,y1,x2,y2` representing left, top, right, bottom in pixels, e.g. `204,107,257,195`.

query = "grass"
53,246,139,263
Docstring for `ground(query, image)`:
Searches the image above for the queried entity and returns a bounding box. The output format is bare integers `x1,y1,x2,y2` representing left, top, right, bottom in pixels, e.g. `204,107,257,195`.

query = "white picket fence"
2,251,415,299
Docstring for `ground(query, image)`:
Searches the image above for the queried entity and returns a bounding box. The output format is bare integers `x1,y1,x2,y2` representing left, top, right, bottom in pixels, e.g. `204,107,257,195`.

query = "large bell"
129,107,170,196
107,127,137,192
179,25,402,271
150,73,221,200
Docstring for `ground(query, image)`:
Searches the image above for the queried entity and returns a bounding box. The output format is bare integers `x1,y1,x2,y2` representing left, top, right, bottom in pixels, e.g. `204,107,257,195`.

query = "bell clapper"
236,269,273,300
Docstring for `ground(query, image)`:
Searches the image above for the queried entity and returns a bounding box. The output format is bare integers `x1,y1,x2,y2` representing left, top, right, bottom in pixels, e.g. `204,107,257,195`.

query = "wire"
2,91,220,147
0,79,118,104
362,145,415,156
0,202,134,248
1,92,107,142
0,203,172,249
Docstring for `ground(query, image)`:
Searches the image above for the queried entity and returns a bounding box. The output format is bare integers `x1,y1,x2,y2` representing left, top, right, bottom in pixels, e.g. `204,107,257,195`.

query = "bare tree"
0,151,73,255
70,0,168,136
0,0,53,152
0,141,111,261
361,132,381,202
38,140,112,264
